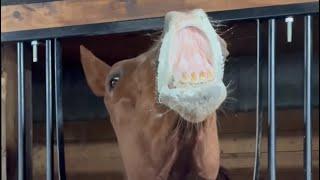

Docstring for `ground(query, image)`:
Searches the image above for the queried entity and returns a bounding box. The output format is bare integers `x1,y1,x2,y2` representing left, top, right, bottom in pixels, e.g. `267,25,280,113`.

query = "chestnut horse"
80,9,229,180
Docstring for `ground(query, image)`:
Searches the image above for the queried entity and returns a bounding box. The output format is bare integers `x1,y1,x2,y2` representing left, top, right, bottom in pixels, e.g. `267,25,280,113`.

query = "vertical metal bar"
304,15,313,180
17,42,26,180
253,19,264,180
54,38,67,180
46,40,53,180
268,19,277,180
25,44,33,180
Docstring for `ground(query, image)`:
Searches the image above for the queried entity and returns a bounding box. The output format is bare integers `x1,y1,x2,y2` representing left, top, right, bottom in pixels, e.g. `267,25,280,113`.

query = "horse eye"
109,76,120,89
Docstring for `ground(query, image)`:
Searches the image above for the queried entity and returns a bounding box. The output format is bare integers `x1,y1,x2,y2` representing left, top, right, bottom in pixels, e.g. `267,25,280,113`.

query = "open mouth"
168,27,214,88
156,9,227,122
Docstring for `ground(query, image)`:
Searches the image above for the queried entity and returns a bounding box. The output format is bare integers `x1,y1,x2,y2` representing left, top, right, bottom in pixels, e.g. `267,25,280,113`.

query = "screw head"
31,40,38,46
285,16,294,23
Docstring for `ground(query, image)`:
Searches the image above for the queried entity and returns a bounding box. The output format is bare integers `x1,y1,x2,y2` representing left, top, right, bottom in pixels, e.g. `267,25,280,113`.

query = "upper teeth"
199,71,207,81
191,72,198,82
179,70,213,84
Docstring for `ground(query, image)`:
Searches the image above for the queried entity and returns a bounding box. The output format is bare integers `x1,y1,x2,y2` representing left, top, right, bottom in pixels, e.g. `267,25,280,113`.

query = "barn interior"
2,2,319,180
25,16,319,180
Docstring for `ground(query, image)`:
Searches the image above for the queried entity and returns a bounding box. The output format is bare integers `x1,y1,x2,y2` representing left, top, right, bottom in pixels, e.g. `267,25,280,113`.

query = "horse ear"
80,45,111,97
217,36,229,61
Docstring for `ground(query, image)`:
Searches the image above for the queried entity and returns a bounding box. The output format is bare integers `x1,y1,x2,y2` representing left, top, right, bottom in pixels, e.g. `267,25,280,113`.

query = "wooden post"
2,71,7,180
1,43,33,180
2,43,18,180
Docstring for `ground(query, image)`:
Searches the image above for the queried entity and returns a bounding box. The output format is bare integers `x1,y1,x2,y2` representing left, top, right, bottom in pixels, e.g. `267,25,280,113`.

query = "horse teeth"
200,71,207,81
179,71,212,84
181,72,190,83
208,70,214,80
191,72,198,82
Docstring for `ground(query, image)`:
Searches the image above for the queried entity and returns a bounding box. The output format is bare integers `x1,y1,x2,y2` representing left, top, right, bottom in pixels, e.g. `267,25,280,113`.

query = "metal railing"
303,15,313,180
253,16,315,180
17,39,66,180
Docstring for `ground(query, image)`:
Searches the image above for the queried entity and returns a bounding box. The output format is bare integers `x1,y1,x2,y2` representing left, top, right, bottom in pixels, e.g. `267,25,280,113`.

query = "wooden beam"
1,0,317,33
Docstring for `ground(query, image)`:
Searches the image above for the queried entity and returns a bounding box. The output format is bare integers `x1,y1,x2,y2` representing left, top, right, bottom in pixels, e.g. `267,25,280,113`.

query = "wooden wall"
31,109,319,180
1,0,317,33
1,44,33,180
1,44,18,180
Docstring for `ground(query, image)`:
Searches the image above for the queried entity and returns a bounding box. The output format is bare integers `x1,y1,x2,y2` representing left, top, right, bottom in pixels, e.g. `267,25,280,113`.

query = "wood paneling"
32,141,319,179
221,151,319,170
31,108,319,179
220,131,319,154
1,44,33,180
229,169,319,180
32,109,319,143
1,0,317,32
1,43,18,180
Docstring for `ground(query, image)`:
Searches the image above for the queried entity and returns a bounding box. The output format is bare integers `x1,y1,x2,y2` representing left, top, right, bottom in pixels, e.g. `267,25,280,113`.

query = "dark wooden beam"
1,0,317,33
2,1,319,42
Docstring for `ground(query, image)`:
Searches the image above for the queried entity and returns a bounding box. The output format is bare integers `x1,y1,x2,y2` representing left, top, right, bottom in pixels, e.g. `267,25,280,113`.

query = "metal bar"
17,42,26,180
304,15,313,180
46,39,53,180
24,43,33,180
2,2,318,42
268,18,277,180
253,19,264,180
54,38,67,180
